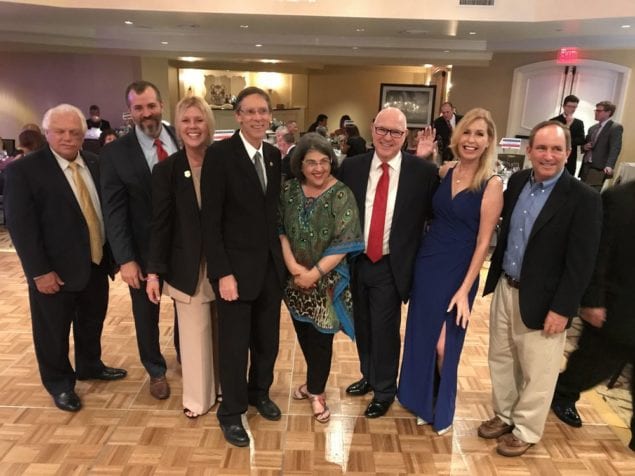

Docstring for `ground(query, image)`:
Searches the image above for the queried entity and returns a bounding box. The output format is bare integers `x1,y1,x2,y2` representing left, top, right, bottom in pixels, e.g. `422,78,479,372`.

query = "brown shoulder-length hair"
290,132,338,182
449,107,497,191
174,96,215,147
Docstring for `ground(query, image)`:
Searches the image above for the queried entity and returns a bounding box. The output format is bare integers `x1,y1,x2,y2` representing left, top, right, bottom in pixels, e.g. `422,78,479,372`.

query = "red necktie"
367,162,389,263
154,138,168,162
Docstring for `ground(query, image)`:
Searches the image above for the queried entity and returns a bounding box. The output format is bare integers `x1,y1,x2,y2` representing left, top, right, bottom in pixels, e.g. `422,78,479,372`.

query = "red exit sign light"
557,47,579,64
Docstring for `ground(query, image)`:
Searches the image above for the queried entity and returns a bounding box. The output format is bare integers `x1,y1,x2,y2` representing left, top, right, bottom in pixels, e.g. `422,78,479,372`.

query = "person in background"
307,114,328,133
340,124,367,158
279,132,297,181
331,114,351,137
86,105,112,131
550,94,585,176
478,120,602,457
201,87,285,448
5,103,126,412
100,80,179,401
17,129,47,158
285,120,299,138
434,102,463,163
22,123,42,133
398,108,503,435
146,96,220,419
99,129,118,148
280,133,364,423
338,107,438,419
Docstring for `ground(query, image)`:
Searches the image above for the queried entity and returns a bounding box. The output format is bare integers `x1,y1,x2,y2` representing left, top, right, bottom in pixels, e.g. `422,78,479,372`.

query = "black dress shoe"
77,366,128,381
53,391,82,412
249,396,281,421
364,398,392,418
220,422,250,447
346,378,372,396
551,401,582,428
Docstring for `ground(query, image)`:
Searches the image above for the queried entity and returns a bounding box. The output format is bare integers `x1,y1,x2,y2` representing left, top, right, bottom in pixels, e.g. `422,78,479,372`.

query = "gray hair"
42,104,87,134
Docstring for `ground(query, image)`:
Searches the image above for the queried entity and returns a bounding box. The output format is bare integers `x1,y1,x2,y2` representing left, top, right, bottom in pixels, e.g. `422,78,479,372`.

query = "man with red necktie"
100,80,179,401
339,107,438,418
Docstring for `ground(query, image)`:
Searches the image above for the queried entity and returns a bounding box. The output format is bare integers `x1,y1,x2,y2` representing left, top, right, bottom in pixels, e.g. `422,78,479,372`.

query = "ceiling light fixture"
356,28,365,32
352,46,359,50
469,31,476,35
423,64,433,67
443,50,450,53
240,24,249,29
622,24,631,29
161,41,168,45
255,44,263,47
124,20,134,25
179,57,202,62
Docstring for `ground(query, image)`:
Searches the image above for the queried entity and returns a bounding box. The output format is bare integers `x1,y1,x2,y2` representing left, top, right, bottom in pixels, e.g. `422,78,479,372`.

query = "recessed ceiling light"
352,46,359,50
255,44,263,47
161,41,168,45
622,24,631,29
356,28,365,32
443,50,450,53
179,56,202,62
469,31,477,35
240,24,249,29
261,59,281,64
124,20,134,25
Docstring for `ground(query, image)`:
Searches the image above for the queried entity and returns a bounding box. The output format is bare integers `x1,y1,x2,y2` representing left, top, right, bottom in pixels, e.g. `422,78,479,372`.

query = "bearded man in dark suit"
5,104,126,412
201,87,286,447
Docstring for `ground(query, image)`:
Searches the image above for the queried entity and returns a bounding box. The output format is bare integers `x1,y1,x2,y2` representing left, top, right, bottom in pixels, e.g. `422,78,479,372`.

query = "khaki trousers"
488,278,566,443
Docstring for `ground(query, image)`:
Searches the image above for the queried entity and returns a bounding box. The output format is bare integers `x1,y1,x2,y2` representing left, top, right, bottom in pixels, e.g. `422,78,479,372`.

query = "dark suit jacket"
584,119,623,171
147,150,204,296
581,181,635,350
338,151,438,302
484,169,602,329
201,132,285,300
551,114,585,174
100,127,178,270
4,147,113,290
87,119,112,131
433,114,462,162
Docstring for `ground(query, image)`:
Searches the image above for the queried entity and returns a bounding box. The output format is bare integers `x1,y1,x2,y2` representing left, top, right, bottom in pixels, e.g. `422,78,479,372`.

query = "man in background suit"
550,94,585,176
478,120,602,457
551,181,635,452
201,87,286,447
579,100,623,190
100,80,178,400
5,104,126,412
279,131,296,181
433,101,463,163
339,107,438,418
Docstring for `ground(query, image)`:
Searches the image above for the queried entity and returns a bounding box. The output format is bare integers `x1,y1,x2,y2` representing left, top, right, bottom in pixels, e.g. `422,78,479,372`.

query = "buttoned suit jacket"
99,127,178,270
201,131,285,300
484,168,602,330
433,114,463,162
338,151,438,302
584,119,623,171
5,146,113,290
551,114,585,174
147,149,205,295
581,181,635,350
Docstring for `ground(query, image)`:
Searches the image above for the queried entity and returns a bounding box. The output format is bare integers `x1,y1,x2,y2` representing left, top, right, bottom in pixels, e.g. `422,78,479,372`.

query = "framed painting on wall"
379,83,436,128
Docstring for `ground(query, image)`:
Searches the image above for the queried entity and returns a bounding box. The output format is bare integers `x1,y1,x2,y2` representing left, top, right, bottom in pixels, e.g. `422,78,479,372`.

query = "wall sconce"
256,72,283,97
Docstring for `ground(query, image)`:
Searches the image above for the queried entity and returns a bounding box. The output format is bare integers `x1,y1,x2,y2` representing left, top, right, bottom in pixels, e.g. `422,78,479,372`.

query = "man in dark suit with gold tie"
201,87,286,447
5,104,126,412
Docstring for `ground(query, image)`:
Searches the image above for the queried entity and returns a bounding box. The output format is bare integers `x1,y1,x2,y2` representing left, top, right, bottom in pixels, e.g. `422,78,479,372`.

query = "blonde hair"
449,107,497,191
174,96,215,147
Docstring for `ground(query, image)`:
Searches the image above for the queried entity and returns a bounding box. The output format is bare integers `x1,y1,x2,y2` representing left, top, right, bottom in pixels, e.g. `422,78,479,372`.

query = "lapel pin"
269,161,273,166
184,170,191,178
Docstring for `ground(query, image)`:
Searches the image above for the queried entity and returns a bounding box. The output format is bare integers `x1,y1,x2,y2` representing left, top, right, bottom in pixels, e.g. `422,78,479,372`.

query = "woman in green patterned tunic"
279,133,364,423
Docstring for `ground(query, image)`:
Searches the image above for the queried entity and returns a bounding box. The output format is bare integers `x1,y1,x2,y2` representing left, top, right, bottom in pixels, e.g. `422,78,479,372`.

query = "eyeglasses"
374,126,405,138
238,108,270,117
304,159,331,168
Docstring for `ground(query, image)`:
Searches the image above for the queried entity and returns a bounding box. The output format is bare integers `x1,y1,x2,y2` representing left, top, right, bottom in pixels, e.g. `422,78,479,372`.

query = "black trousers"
214,260,282,425
129,281,167,378
351,255,402,402
554,324,635,439
292,318,334,395
28,264,109,395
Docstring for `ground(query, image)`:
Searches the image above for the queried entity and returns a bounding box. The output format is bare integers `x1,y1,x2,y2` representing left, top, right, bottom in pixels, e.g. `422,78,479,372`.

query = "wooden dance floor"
0,226,633,474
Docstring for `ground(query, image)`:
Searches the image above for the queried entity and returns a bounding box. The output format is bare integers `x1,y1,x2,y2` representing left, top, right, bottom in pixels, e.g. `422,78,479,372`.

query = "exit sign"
557,47,579,64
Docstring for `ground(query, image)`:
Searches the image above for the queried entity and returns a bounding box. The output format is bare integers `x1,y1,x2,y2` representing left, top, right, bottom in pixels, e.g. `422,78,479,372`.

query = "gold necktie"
68,161,103,264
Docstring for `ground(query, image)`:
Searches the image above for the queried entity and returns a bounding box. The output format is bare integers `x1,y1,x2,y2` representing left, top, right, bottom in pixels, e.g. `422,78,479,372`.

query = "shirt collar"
239,130,264,160
529,167,564,189
51,147,83,169
135,124,164,149
371,150,402,172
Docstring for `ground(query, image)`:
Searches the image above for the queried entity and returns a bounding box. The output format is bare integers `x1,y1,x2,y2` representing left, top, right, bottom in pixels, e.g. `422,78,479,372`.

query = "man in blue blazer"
5,104,125,412
201,87,286,447
478,120,602,457
338,107,438,418
100,81,179,400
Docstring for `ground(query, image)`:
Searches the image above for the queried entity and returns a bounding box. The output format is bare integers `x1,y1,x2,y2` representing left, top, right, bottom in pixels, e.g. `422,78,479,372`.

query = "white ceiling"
1,1,634,68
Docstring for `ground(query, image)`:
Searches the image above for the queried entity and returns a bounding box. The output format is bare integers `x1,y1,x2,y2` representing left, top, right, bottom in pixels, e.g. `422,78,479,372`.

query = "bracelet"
315,263,325,277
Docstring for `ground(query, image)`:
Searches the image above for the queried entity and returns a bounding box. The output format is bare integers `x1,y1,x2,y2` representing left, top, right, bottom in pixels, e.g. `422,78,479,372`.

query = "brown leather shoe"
149,376,170,400
477,416,513,439
496,432,533,457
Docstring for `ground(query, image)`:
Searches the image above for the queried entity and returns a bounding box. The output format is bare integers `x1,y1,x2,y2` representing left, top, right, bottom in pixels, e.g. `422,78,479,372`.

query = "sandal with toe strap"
293,384,310,400
310,393,330,423
183,408,200,419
